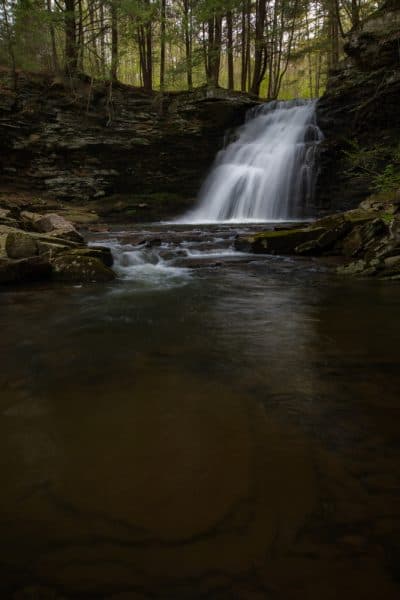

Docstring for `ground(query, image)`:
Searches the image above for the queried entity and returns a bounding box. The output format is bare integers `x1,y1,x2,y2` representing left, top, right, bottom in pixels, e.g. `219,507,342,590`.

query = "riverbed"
1,223,400,599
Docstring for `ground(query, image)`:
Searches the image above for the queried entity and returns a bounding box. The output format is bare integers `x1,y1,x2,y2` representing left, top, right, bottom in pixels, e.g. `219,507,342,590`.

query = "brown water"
1,224,400,599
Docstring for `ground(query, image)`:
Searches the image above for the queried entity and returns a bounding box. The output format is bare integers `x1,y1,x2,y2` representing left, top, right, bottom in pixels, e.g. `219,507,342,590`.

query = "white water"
179,99,323,224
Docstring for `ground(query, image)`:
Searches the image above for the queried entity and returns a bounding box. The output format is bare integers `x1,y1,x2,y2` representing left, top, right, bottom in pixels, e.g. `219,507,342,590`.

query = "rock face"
0,75,257,219
316,1,400,212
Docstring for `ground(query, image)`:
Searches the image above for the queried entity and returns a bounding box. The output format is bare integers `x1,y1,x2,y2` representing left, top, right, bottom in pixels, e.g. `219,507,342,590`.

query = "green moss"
381,212,395,224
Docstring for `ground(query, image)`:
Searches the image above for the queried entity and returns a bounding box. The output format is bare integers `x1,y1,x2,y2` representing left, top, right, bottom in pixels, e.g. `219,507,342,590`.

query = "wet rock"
32,213,84,243
341,218,388,257
52,252,115,282
0,255,52,284
235,227,326,254
5,231,38,259
337,258,382,277
64,246,114,267
380,255,400,279
296,221,352,255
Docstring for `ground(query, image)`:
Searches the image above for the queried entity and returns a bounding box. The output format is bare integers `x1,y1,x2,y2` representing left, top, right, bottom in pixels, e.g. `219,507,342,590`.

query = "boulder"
52,252,115,283
235,227,326,254
295,221,352,255
341,218,388,257
33,213,84,243
5,231,38,259
62,246,114,267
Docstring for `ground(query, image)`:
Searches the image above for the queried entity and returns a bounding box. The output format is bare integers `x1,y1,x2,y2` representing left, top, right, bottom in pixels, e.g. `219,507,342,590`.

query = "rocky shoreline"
0,205,115,284
235,191,400,280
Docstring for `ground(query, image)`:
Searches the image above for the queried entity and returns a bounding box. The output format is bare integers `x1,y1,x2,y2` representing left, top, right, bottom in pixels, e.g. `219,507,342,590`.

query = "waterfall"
179,99,323,223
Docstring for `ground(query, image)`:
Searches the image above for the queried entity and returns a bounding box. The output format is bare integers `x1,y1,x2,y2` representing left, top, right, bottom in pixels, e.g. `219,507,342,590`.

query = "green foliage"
344,140,400,193
373,163,400,193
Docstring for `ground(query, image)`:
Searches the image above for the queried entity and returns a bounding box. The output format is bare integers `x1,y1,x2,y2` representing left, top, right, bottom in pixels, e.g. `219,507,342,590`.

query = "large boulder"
32,213,84,243
235,227,326,254
52,252,115,283
5,231,38,259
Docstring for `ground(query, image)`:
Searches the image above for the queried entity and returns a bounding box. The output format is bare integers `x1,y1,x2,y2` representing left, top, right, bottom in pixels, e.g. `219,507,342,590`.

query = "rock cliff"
0,73,257,220
316,0,400,212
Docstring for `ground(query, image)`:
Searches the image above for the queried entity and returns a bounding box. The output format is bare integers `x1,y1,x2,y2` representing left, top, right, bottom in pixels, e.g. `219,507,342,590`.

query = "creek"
1,223,400,598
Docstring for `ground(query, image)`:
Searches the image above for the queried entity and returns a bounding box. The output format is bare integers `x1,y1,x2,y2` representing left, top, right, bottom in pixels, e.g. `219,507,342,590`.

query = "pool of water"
1,224,400,599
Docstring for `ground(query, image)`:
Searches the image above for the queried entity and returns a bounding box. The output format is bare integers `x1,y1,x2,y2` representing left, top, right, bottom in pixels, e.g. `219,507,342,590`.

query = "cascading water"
179,99,323,223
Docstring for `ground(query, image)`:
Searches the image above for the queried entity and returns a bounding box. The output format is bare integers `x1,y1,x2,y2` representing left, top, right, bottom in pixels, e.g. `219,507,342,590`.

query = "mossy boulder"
52,252,115,283
63,246,114,267
5,231,39,259
235,227,326,254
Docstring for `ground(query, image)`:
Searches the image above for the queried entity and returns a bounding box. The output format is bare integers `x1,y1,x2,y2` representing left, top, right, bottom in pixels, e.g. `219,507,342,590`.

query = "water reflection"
0,226,400,598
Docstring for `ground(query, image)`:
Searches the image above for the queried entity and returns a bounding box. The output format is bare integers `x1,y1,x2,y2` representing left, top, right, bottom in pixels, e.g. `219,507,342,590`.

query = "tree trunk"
46,0,59,72
160,0,166,90
110,1,119,81
241,1,247,91
0,0,17,89
183,0,193,90
64,0,78,75
227,9,234,90
250,0,267,96
351,0,360,28
100,2,106,77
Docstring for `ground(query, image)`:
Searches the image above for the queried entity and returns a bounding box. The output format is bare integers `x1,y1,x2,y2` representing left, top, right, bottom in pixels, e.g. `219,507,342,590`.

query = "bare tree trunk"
99,2,106,77
251,0,267,96
351,0,360,28
227,9,234,90
160,0,166,90
240,1,247,91
46,0,59,72
1,0,17,89
77,0,84,72
206,11,221,87
328,0,340,69
65,0,78,75
88,0,100,75
183,0,193,90
246,1,251,91
110,1,119,81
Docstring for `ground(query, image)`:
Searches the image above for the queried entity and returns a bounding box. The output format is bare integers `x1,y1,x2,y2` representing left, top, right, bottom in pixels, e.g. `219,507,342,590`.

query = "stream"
1,223,400,598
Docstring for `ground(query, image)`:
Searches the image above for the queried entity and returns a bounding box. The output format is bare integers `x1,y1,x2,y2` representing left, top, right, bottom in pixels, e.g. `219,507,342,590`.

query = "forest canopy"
0,1,386,98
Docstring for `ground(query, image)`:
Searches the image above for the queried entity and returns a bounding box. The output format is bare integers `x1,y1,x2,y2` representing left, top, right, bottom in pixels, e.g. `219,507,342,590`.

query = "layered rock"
316,1,400,211
0,74,257,220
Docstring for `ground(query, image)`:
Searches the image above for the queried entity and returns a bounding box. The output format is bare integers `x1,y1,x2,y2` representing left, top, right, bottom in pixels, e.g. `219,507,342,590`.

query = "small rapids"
178,99,323,224
89,225,272,291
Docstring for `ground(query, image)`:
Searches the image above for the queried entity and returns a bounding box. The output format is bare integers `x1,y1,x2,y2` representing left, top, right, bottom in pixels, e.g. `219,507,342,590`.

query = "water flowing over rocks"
181,100,322,223
316,1,400,211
